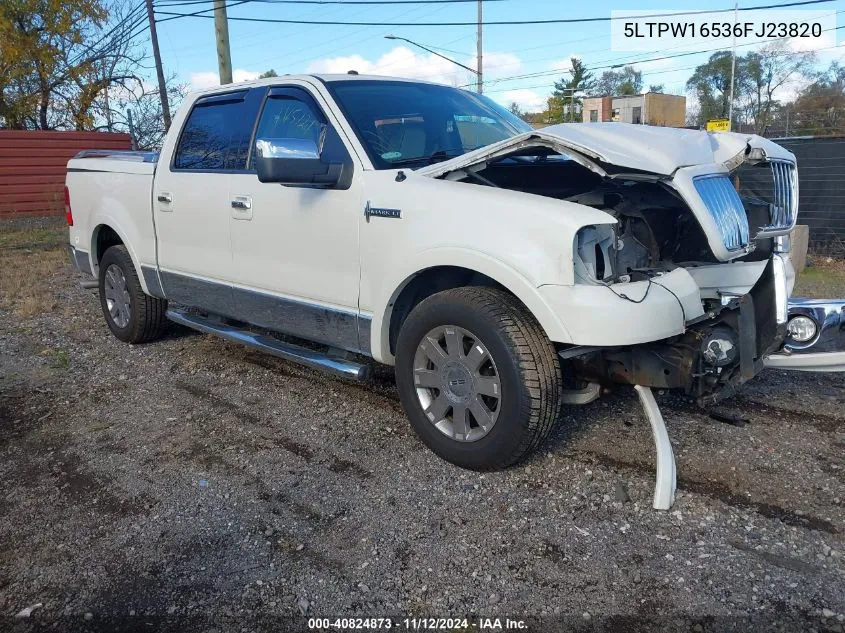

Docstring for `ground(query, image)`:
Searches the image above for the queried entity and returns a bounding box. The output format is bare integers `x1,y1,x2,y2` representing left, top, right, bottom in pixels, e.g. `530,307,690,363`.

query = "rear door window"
173,90,262,171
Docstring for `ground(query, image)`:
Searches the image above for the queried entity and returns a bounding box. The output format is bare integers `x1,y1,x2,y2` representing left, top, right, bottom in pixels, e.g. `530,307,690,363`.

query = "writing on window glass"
267,102,321,139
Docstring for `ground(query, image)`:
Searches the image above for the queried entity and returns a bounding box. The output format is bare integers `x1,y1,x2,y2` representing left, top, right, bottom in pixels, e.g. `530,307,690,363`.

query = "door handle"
157,193,172,203
230,195,253,220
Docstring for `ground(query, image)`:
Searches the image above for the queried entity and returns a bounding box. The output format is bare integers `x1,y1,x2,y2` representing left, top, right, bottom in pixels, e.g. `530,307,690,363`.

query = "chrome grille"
693,175,750,252
763,160,798,234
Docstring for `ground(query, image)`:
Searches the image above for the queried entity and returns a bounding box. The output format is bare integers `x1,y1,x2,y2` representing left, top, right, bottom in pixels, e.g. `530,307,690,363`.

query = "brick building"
581,93,686,127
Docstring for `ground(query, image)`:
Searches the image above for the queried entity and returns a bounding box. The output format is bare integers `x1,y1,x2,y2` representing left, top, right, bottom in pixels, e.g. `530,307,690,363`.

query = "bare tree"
112,75,187,149
743,41,816,134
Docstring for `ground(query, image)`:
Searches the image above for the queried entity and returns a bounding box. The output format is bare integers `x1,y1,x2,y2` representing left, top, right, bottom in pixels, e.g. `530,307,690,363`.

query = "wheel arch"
89,221,152,295
370,249,573,364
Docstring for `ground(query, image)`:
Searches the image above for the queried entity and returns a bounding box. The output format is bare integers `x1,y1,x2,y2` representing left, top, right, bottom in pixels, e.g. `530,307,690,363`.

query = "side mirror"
254,137,345,187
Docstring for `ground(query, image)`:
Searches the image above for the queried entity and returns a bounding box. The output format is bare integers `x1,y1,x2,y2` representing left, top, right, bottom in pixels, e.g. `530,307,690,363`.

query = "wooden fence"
771,136,845,256
0,130,132,219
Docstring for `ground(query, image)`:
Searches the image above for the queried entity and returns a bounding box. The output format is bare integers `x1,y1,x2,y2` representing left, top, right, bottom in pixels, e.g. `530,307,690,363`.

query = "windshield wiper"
387,149,466,168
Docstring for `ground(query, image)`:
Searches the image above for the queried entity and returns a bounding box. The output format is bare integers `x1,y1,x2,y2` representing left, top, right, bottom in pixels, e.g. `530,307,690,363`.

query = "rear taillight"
64,186,73,226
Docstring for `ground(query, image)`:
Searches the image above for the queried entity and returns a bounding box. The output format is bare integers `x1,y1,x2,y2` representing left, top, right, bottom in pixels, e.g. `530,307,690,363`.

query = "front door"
227,84,364,352
153,88,264,314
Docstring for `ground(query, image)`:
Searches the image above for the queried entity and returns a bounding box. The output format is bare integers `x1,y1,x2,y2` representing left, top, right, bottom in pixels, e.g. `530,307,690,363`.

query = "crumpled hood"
417,123,796,178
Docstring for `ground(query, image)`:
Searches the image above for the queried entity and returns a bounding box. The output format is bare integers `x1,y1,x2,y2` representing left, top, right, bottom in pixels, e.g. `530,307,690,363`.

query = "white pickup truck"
65,74,843,473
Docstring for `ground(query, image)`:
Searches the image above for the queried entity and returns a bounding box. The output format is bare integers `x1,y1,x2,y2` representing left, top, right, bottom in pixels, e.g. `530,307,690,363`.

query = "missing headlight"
574,225,615,283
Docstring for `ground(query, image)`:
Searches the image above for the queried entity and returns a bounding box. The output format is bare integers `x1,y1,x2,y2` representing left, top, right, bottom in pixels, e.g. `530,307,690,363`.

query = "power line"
212,0,460,68
496,7,844,86
483,42,845,102
160,0,363,56
153,0,837,26
468,22,845,90
65,1,148,67
156,0,506,4
291,5,840,85
154,0,248,23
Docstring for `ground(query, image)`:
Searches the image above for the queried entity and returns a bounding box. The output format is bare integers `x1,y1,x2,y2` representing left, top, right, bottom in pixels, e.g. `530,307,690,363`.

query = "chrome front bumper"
763,298,845,372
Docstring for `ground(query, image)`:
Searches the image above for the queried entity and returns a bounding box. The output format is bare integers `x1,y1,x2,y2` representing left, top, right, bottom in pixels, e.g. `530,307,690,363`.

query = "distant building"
581,93,686,127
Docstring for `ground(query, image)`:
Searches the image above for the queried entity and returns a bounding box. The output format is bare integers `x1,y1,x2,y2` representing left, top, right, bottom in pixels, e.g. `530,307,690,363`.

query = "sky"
149,0,845,111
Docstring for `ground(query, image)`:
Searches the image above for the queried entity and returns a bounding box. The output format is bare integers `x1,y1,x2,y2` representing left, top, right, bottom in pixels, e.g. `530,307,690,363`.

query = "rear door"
153,88,263,313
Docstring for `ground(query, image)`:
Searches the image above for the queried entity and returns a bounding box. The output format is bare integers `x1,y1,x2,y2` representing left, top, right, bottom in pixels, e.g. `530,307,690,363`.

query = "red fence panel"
0,130,131,219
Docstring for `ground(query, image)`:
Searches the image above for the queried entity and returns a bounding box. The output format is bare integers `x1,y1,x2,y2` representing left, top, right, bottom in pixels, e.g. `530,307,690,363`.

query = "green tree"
552,57,593,123
788,61,845,136
594,66,642,96
648,84,664,93
0,0,108,128
742,42,816,133
686,51,738,126
259,69,278,78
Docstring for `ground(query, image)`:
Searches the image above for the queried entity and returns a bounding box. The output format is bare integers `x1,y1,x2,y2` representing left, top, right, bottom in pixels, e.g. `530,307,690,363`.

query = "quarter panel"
79,171,157,294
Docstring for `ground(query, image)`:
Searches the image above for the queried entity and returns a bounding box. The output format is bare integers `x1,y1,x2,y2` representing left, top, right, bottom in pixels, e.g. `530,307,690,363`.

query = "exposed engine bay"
450,146,790,405
454,148,778,282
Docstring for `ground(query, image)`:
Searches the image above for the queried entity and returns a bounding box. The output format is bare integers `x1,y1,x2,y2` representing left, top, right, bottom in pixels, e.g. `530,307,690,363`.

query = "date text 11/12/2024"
308,617,529,630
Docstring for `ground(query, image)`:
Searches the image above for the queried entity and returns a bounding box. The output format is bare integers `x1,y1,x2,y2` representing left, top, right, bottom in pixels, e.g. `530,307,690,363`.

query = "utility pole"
476,0,483,94
145,0,171,131
214,0,233,84
727,0,738,131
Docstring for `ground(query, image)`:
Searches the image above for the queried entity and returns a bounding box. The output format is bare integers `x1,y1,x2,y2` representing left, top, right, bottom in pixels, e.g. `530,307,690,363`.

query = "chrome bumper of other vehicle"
763,298,845,372
764,350,845,372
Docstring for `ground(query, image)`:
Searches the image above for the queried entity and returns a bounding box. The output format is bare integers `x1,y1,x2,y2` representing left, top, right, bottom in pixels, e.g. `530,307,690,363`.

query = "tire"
395,287,563,471
98,245,167,344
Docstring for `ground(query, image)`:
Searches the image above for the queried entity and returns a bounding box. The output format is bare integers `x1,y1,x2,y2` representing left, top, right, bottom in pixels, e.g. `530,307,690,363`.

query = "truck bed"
66,150,159,288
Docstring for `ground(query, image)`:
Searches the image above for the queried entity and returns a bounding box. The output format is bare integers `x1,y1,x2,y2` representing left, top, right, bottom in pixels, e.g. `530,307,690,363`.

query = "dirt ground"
1,218,844,633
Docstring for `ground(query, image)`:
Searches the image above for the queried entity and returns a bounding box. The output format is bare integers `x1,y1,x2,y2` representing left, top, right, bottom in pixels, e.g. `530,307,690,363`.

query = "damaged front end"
415,123,836,509
565,140,796,405
420,124,805,404
570,255,790,406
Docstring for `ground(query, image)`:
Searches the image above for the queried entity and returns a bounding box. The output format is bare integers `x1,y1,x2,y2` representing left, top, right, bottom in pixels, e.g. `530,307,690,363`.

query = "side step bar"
166,309,372,381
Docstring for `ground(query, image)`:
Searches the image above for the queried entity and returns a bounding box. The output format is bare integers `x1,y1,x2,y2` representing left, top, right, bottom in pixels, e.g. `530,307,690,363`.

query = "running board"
166,309,372,381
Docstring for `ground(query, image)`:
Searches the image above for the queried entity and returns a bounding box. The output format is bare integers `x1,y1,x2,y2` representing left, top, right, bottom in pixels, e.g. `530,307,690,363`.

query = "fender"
369,247,574,364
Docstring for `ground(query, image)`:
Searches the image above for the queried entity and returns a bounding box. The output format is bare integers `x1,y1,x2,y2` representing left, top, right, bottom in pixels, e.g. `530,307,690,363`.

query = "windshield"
326,80,532,170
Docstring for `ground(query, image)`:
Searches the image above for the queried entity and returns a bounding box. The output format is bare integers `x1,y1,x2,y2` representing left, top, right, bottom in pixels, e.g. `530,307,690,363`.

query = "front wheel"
395,287,563,470
98,245,167,343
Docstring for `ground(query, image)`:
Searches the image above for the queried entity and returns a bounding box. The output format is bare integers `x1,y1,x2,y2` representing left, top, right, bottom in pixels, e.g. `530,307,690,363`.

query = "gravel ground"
1,223,844,632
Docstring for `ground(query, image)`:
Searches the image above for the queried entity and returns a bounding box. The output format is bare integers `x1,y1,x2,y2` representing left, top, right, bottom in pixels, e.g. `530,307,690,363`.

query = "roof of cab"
187,73,454,100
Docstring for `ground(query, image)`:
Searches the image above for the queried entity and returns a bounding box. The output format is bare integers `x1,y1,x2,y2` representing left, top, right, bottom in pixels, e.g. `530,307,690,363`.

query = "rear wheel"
395,287,563,470
98,245,167,343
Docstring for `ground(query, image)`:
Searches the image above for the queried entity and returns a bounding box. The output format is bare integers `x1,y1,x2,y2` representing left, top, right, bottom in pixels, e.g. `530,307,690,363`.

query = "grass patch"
44,348,69,369
0,221,69,317
0,223,67,249
794,258,845,299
